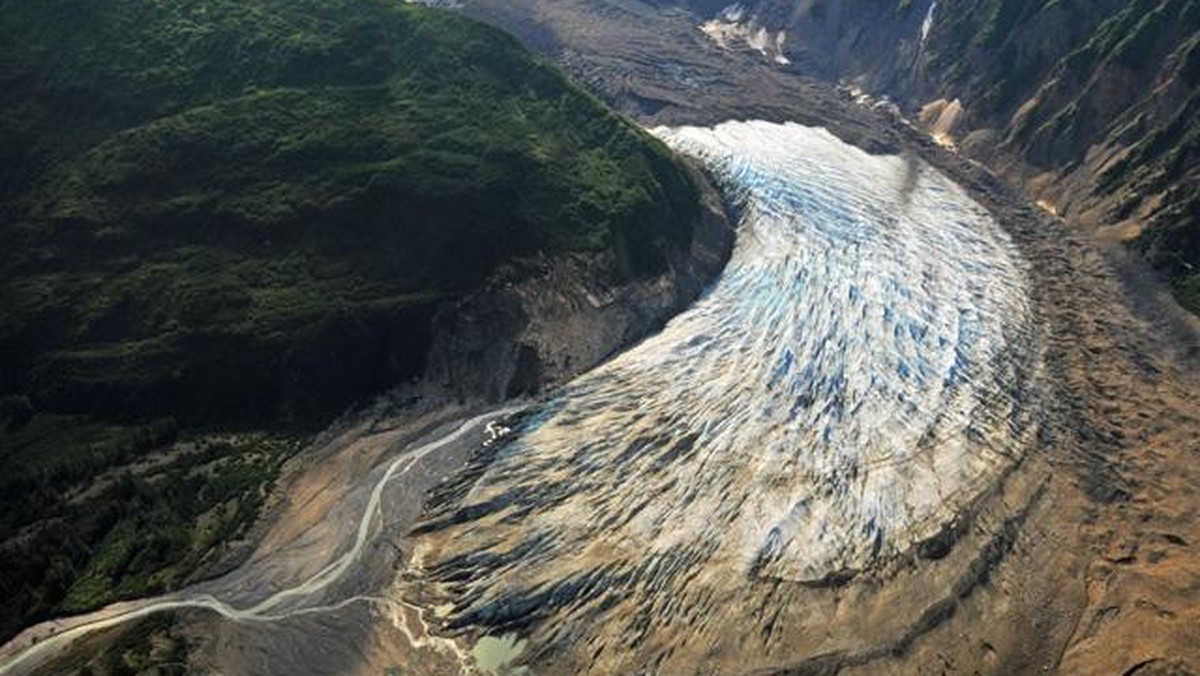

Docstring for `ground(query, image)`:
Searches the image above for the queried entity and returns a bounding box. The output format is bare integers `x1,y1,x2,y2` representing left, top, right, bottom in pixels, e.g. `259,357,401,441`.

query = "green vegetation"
46,613,189,676
0,0,700,425
1174,273,1200,314
1181,33,1200,85
972,0,1032,49
0,419,301,642
1134,190,1200,314
1099,92,1200,192
0,0,702,645
90,614,189,676
1056,0,1169,77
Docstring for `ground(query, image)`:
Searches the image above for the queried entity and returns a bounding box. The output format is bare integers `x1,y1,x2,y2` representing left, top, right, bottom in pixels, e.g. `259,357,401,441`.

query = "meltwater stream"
409,121,1040,666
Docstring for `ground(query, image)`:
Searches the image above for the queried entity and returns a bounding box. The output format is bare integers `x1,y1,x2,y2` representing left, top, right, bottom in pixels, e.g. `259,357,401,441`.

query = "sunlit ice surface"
408,120,1040,654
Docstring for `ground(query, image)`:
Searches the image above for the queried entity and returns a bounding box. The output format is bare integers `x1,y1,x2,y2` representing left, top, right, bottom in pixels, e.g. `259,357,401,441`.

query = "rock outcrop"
422,172,734,403
673,0,1200,313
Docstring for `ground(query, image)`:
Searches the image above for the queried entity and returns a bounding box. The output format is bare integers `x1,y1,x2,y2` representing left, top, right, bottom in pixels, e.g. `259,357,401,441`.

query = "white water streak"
0,409,517,676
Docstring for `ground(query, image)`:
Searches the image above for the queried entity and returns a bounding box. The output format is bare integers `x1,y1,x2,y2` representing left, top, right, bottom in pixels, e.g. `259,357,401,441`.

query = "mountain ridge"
679,0,1200,313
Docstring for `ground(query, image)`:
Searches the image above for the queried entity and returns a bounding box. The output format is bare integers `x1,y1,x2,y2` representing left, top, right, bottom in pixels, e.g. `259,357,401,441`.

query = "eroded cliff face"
422,171,735,404
676,0,1200,313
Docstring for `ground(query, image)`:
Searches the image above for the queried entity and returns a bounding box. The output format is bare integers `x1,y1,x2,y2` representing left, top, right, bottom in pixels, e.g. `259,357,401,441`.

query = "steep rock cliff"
676,0,1200,312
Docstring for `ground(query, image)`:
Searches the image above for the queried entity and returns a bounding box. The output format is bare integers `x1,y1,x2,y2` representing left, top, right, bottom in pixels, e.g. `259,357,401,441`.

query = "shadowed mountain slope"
675,0,1200,312
0,0,710,646
0,0,701,425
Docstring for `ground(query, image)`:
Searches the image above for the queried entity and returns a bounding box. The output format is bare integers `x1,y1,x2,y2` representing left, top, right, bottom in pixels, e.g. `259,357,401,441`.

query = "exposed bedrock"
422,170,735,404
662,0,1200,315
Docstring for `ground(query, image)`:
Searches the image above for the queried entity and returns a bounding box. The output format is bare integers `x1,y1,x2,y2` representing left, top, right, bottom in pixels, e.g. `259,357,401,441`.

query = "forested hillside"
0,0,701,643
0,0,700,424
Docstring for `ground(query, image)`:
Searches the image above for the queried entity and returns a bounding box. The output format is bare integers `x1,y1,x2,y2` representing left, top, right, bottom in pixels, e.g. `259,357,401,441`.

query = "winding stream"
0,409,518,676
